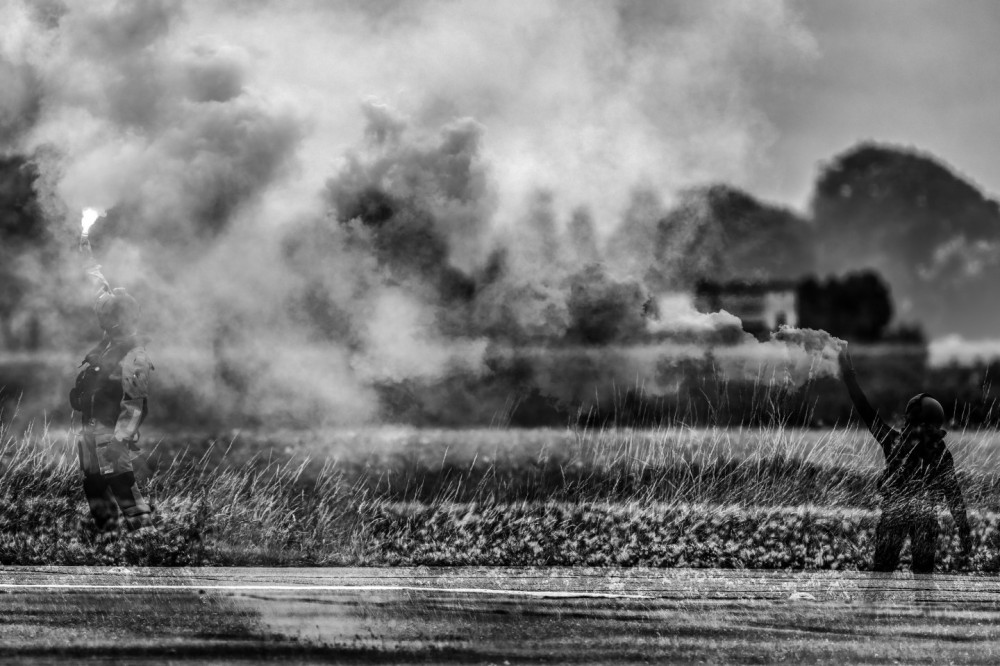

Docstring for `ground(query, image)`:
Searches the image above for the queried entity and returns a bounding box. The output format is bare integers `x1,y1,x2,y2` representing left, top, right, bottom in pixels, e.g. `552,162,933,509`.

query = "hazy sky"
752,0,1000,211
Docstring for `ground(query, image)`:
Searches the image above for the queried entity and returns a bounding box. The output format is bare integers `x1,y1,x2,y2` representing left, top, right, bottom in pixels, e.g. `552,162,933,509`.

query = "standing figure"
839,347,971,573
70,237,156,533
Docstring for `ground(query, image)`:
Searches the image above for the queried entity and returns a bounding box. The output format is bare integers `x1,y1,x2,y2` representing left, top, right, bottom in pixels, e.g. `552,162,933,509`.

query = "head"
903,392,946,433
96,288,140,336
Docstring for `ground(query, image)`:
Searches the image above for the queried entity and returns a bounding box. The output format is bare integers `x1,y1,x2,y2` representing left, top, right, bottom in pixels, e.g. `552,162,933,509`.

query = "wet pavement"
1,567,999,664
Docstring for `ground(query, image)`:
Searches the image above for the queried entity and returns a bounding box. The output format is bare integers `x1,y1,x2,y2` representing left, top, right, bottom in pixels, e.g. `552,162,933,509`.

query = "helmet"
96,288,140,334
904,393,945,428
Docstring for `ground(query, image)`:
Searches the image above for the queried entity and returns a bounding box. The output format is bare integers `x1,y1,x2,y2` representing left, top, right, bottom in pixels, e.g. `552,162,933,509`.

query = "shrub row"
363,502,1000,572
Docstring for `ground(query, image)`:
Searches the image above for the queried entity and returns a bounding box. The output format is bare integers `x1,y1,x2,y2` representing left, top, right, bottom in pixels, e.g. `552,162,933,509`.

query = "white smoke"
355,288,488,383
8,0,818,239
648,293,742,335
0,0,819,424
649,295,846,387
929,335,1000,367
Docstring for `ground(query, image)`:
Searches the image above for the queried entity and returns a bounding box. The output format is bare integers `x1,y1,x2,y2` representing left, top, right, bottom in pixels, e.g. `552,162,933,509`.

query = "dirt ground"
1,567,999,664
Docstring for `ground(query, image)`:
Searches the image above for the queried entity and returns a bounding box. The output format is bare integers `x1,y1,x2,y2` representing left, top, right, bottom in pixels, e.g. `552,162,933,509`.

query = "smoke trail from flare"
739,325,847,385
648,294,847,387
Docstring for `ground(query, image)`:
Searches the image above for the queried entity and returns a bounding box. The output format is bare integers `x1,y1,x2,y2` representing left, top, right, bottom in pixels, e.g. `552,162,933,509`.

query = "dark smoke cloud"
327,103,494,280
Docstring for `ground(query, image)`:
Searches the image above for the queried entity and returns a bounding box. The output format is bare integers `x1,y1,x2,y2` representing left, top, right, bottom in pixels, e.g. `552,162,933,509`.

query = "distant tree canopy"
616,184,815,292
812,142,1000,337
693,185,816,283
0,155,48,349
0,155,45,245
796,271,893,342
330,184,477,306
565,264,648,345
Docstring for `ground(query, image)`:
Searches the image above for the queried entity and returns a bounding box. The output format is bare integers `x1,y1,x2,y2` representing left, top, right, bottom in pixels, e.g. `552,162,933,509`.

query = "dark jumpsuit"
841,367,970,573
71,264,155,532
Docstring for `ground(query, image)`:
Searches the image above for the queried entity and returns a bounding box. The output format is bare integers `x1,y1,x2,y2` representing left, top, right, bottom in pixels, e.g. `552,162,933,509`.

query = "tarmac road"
2,567,1000,664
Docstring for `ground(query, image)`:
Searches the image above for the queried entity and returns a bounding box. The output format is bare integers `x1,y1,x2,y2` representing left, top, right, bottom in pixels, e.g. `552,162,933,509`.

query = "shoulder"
82,349,102,366
121,346,154,374
119,347,153,398
874,422,900,448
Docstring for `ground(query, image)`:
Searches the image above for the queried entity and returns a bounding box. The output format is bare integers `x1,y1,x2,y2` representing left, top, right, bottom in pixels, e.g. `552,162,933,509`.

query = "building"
695,280,798,340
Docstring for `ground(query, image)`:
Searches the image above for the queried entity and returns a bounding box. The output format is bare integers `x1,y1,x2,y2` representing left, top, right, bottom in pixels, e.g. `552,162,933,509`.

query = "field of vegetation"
3,415,1000,572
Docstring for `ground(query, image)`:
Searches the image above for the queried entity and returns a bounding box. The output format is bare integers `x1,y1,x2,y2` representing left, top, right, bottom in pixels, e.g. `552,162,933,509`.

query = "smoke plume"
647,296,846,386
0,0,820,425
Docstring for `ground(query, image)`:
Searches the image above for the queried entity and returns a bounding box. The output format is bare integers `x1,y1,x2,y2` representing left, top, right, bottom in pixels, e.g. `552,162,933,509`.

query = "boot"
82,474,118,533
108,472,156,533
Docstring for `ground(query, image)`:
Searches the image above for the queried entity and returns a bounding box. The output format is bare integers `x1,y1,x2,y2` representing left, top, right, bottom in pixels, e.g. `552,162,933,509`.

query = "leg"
101,439,156,532
82,474,118,532
873,510,907,572
78,436,118,532
909,511,939,575
107,472,154,532
863,509,909,603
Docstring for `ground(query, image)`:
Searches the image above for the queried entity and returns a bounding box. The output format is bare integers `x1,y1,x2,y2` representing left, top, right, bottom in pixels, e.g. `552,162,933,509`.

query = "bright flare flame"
81,208,105,236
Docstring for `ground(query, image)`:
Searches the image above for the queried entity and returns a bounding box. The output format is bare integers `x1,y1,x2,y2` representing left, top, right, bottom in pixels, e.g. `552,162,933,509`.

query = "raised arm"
838,347,896,457
80,236,113,305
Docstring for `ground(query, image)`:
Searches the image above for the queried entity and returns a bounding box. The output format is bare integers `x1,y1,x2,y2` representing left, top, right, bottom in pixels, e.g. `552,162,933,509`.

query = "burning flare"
80,208,105,236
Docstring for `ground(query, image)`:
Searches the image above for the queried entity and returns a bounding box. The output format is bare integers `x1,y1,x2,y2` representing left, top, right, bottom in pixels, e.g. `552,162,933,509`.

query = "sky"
8,1,997,228
751,0,1000,211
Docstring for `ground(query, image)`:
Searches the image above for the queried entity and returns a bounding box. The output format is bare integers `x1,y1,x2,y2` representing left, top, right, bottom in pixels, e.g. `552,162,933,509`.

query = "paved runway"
2,567,1000,664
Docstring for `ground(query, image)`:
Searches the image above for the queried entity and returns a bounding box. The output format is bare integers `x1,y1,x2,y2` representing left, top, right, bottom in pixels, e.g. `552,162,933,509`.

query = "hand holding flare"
78,208,105,256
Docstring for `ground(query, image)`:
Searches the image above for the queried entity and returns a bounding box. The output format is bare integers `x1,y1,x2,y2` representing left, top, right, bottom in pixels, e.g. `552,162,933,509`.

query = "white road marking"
0,583,652,599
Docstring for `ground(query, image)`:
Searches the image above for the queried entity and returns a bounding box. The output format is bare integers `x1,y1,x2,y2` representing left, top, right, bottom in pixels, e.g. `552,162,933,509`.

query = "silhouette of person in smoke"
70,236,156,534
838,347,971,573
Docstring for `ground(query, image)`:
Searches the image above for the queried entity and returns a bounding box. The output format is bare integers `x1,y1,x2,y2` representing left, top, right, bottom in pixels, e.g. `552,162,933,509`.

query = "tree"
811,142,1000,336
635,184,815,292
565,264,648,345
696,185,816,282
0,156,47,349
0,156,45,244
797,270,894,342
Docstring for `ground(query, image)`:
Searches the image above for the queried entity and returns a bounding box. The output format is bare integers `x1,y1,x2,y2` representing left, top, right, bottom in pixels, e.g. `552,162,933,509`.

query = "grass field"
3,418,1000,570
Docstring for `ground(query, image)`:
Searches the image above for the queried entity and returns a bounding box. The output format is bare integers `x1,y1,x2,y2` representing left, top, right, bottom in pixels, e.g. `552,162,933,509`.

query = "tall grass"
0,417,359,565
4,411,1000,568
324,421,1000,510
341,422,1000,571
